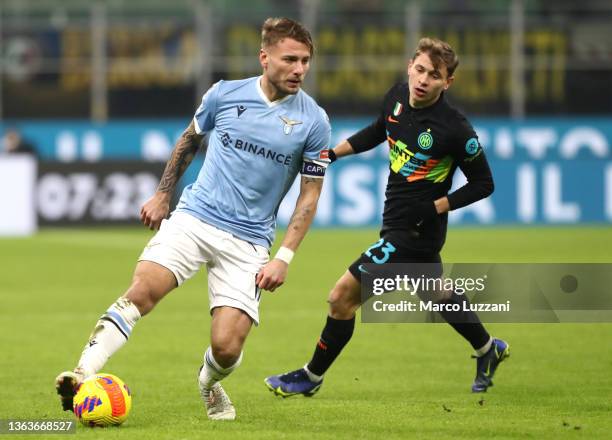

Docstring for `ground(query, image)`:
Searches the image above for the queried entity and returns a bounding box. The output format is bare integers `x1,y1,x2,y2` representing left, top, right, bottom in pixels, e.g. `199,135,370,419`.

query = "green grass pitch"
1,226,611,439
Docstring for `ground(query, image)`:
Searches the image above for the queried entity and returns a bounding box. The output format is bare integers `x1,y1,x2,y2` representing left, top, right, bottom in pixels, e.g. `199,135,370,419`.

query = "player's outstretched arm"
328,139,356,162
256,175,324,292
343,113,386,156
140,120,203,230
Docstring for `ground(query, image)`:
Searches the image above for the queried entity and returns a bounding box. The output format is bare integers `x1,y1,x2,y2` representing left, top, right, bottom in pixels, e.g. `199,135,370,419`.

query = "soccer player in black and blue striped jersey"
265,37,509,398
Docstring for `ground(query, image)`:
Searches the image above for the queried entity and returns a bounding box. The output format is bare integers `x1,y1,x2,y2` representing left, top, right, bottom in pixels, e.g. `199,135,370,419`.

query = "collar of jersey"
408,91,446,121
257,76,297,108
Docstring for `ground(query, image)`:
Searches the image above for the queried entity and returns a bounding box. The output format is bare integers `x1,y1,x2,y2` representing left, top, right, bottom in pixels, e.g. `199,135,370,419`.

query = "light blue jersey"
175,76,331,248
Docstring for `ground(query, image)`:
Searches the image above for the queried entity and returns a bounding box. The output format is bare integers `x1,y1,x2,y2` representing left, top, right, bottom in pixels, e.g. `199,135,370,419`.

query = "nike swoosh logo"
358,264,371,274
387,116,399,124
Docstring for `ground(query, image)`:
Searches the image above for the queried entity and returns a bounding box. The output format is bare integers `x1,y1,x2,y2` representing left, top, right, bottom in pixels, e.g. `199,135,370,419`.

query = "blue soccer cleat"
471,338,510,393
265,368,322,398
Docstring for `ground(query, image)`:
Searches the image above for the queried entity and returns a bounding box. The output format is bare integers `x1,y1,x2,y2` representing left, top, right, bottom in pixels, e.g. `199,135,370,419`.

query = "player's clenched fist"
256,259,289,292
140,191,171,230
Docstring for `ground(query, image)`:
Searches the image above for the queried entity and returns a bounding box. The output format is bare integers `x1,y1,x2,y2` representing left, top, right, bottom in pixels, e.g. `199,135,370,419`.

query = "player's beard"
271,76,301,97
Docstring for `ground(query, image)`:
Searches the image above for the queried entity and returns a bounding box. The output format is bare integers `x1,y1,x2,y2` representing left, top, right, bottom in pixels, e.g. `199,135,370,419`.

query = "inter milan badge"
418,129,434,150
393,102,403,116
465,137,480,155
279,115,302,135
236,105,247,117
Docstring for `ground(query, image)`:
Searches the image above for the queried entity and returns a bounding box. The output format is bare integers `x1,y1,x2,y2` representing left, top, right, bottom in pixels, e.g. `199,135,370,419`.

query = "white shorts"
138,212,269,325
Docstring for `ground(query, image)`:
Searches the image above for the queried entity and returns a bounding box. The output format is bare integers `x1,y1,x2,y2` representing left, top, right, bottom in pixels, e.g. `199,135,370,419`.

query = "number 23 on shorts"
364,238,397,264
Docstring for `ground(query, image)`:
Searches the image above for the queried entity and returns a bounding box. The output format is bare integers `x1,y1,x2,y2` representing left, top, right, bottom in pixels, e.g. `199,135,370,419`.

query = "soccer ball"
73,373,132,427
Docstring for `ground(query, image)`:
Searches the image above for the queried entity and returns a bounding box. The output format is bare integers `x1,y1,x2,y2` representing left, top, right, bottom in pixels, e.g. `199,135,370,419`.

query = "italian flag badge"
393,102,403,116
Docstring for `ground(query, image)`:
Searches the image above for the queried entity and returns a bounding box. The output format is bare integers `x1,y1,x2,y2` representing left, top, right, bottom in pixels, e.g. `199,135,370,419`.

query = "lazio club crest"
418,129,434,150
279,115,302,135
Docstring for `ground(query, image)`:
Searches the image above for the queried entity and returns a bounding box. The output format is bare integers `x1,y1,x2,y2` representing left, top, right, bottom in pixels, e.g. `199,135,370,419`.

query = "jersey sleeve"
446,116,494,210
193,81,223,134
347,84,396,153
347,114,386,153
301,106,332,178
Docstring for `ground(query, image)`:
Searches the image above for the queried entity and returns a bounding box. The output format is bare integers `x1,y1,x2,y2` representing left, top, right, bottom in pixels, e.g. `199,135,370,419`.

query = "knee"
210,339,242,367
327,279,360,319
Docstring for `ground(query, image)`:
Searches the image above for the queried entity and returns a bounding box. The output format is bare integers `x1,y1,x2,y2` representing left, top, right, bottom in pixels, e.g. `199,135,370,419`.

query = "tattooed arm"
278,176,324,251
256,175,324,292
140,120,203,230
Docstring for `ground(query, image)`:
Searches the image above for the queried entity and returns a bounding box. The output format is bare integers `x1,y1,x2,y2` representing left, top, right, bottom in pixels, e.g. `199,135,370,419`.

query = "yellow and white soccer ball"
73,373,132,427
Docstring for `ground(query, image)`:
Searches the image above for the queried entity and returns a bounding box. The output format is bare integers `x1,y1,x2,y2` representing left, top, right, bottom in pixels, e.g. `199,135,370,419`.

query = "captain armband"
301,159,328,178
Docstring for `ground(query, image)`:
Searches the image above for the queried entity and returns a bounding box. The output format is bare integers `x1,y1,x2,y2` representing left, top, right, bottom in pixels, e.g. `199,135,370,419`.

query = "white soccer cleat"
199,382,236,420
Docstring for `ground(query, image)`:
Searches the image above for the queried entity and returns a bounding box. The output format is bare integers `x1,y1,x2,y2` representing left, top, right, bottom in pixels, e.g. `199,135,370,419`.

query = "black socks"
307,315,355,376
437,291,490,350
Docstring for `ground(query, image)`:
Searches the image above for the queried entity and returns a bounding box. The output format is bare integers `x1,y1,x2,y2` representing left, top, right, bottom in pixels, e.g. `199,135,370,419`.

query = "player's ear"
259,49,268,69
445,75,455,90
406,59,413,76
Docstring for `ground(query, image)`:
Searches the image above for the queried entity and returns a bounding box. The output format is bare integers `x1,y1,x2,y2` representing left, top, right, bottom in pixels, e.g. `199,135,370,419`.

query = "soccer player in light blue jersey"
56,17,331,421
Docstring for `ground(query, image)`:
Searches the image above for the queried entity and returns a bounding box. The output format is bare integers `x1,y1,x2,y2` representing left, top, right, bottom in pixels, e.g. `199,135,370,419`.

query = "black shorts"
348,230,442,282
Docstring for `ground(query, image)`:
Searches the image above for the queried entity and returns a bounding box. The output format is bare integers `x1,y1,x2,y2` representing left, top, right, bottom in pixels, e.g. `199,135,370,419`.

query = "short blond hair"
261,17,314,56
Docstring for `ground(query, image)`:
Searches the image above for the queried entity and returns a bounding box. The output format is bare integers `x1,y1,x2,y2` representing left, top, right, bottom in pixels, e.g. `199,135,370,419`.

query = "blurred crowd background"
2,0,611,119
1,0,611,234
